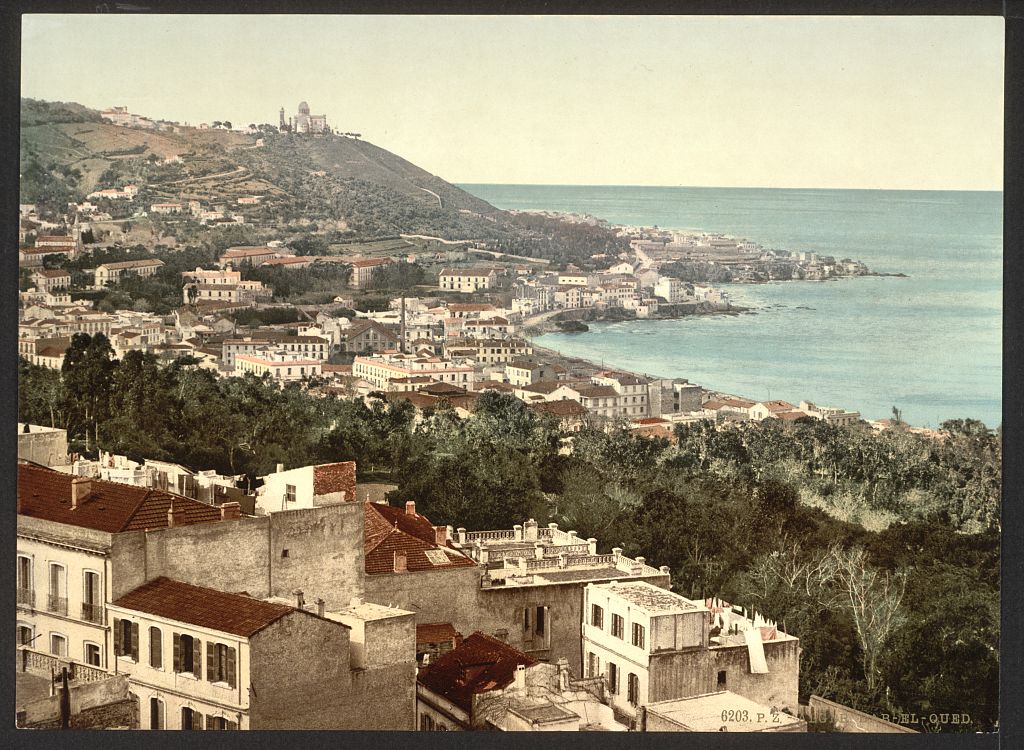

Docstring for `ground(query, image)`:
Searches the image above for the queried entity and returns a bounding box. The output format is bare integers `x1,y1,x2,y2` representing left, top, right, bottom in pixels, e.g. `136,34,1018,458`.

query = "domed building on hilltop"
279,101,328,133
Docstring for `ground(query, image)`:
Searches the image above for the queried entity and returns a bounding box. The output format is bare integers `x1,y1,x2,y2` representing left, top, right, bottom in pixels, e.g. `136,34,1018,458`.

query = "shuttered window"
181,706,203,730
113,618,138,660
627,673,640,705
173,634,201,676
149,627,162,669
608,662,619,694
205,641,237,687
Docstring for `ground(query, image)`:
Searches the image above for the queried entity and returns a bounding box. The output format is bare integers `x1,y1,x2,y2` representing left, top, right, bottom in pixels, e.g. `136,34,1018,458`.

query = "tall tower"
279,107,285,130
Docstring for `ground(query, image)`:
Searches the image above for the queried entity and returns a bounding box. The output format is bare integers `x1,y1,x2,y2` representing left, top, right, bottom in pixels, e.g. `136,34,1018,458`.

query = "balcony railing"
17,588,34,609
81,602,104,624
47,594,68,616
18,647,108,683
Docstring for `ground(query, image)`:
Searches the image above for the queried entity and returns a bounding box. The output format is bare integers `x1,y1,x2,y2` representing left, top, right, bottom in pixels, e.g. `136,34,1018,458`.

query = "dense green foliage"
18,345,999,731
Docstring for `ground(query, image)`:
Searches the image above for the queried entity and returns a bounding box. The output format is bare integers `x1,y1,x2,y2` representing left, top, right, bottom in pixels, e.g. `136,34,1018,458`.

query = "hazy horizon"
22,14,1004,191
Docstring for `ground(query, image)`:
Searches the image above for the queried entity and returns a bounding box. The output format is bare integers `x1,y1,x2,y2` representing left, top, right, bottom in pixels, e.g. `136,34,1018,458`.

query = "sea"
459,185,1003,428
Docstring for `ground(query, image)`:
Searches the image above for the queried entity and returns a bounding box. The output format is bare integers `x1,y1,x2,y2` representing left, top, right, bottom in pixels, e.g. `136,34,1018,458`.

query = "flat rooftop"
647,691,805,732
600,581,705,615
508,703,578,725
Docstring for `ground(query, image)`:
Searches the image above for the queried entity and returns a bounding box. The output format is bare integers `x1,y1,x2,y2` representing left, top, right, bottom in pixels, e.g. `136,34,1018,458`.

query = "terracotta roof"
776,410,809,421
18,463,224,534
33,269,71,278
222,246,276,257
634,417,669,425
416,622,462,646
574,385,619,398
98,259,164,270
417,632,537,713
759,400,797,412
364,502,477,575
419,382,466,396
530,399,587,417
384,392,439,409
312,462,357,498
112,577,293,637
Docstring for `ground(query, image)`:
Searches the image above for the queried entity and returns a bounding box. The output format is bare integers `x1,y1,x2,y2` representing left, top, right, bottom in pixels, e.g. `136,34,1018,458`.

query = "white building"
94,259,165,287
254,461,355,516
438,268,497,293
234,351,323,381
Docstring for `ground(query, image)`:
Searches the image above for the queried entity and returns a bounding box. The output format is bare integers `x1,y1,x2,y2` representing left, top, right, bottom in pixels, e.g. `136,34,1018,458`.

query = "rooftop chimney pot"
70,477,91,509
394,550,408,573
220,501,241,520
293,589,305,608
405,501,416,516
434,525,448,547
316,598,325,617
276,462,284,474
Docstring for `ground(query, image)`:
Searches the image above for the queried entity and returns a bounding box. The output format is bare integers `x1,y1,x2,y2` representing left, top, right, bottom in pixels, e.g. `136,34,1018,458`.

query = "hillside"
20,98,628,263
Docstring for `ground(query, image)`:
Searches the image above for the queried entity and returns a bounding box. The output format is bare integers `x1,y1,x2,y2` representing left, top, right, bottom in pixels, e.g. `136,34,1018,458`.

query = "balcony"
17,588,34,609
81,602,104,624
47,594,68,616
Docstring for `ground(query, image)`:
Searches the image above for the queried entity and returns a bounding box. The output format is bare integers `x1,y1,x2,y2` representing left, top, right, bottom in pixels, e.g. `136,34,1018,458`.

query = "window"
608,662,619,694
587,652,599,678
535,606,545,635
631,622,646,649
181,706,203,730
150,697,165,730
85,642,101,667
717,670,727,690
591,604,604,629
17,556,33,606
149,627,163,669
285,484,297,502
420,713,435,731
627,673,640,706
48,563,67,615
611,614,624,639
18,624,34,647
113,618,139,660
82,571,101,623
207,642,237,687
174,634,201,676
206,716,237,730
50,633,67,657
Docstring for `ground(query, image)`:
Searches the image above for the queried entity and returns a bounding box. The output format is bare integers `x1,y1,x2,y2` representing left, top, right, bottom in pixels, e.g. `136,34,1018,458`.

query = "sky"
21,14,1004,190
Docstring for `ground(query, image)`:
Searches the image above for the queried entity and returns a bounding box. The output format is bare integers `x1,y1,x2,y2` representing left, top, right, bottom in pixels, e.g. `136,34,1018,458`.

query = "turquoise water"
460,185,1002,427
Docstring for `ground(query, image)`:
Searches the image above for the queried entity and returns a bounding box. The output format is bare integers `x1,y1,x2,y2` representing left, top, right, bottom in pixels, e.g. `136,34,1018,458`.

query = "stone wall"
248,610,415,730
648,637,800,712
115,502,365,608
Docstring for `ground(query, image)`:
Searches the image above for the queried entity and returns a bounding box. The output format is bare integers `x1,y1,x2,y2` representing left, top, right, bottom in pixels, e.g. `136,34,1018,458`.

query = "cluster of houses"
16,431,806,732
624,228,871,282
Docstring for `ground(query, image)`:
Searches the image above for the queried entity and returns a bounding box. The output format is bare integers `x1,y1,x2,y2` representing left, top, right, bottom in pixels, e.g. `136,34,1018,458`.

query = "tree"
61,333,116,452
828,545,907,692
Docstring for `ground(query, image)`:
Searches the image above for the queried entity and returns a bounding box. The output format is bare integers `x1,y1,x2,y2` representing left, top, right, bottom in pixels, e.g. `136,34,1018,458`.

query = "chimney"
220,501,241,520
394,550,407,572
70,477,91,509
434,526,448,546
293,589,305,608
166,500,186,527
316,598,325,617
514,663,527,692
405,501,416,516
276,463,284,474
457,527,467,544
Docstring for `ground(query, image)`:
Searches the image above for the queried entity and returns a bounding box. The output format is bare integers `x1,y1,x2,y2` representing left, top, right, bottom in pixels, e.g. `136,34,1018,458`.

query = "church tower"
279,107,285,131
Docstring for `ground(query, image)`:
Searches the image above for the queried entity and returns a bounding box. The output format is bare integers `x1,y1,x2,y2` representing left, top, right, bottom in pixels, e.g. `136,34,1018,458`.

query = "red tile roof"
112,577,293,637
364,502,477,575
416,622,462,646
18,463,224,534
529,399,587,417
312,461,357,499
417,632,536,713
